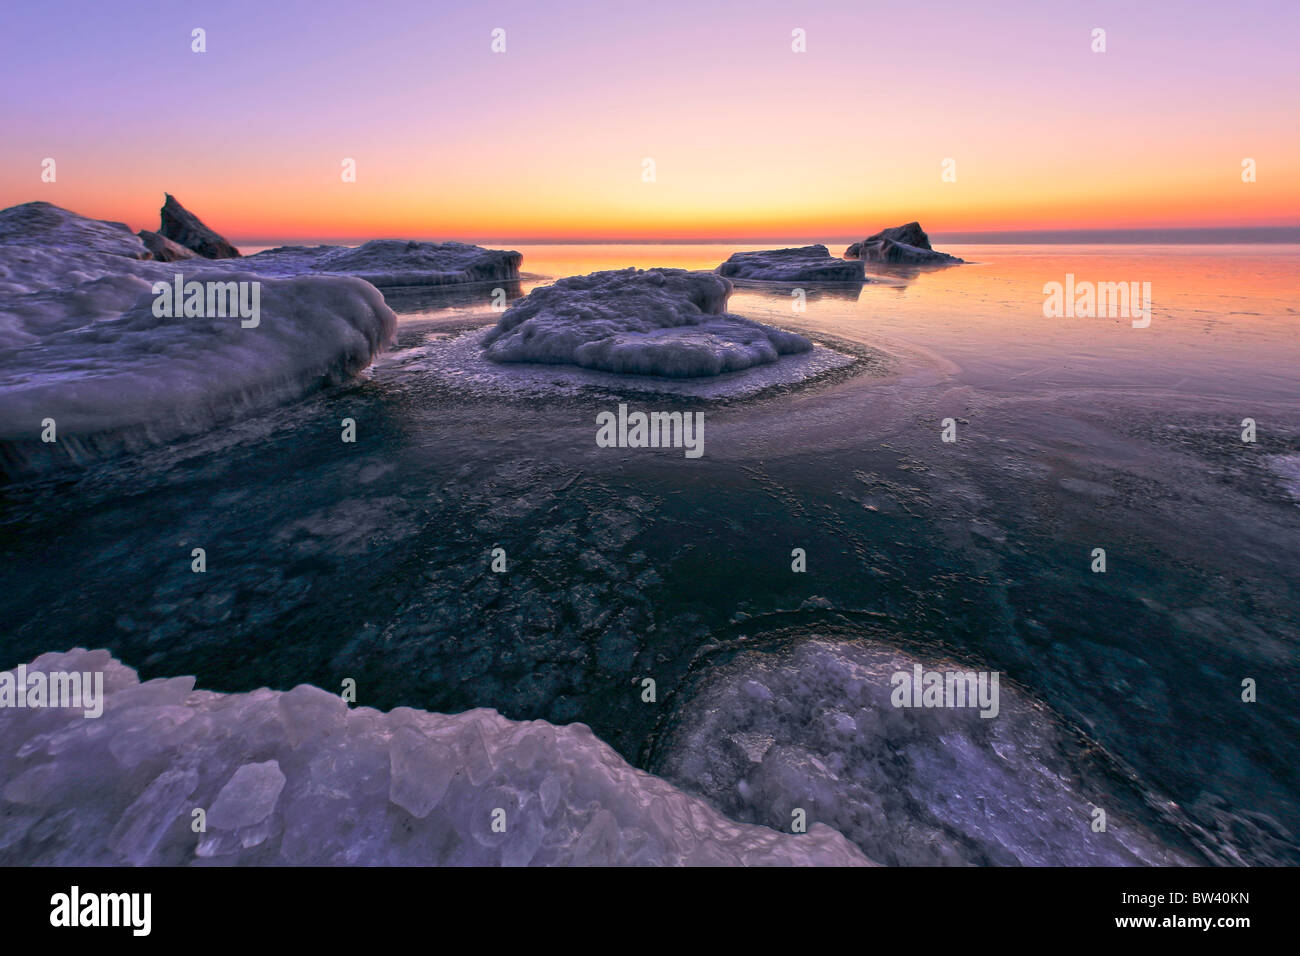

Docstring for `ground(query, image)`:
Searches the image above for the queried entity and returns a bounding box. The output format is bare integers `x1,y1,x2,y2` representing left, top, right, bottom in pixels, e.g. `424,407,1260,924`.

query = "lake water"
3,243,1297,864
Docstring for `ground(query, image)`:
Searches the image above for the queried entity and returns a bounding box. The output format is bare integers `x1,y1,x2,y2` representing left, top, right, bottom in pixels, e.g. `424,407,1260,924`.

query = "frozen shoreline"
0,648,871,866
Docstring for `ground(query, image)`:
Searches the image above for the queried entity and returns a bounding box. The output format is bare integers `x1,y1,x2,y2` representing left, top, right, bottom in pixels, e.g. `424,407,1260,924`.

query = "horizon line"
230,226,1300,247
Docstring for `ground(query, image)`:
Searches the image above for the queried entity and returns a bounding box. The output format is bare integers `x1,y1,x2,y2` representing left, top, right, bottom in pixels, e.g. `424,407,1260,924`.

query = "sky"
1,0,1297,242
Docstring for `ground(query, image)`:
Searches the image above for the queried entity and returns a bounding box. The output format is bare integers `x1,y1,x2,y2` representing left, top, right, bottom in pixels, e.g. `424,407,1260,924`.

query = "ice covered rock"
0,202,399,467
481,268,812,378
656,637,1194,866
716,245,866,282
0,649,872,866
0,270,395,458
158,193,241,259
137,229,197,262
0,201,148,259
845,222,963,264
244,240,522,287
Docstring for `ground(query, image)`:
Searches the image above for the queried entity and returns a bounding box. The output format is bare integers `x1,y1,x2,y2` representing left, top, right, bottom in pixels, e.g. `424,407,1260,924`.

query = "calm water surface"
3,243,1297,864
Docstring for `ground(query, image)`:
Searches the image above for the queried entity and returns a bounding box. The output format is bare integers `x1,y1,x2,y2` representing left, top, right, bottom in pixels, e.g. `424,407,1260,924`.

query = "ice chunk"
108,768,200,864
208,761,286,829
717,245,866,282
0,648,871,865
481,268,812,378
388,726,456,818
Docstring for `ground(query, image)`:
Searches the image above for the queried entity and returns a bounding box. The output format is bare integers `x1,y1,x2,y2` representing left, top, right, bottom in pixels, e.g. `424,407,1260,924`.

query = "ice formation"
0,649,872,866
0,201,149,260
1267,454,1300,499
716,245,866,282
0,203,396,464
0,272,394,445
481,268,812,378
243,240,523,287
657,638,1193,866
845,222,964,264
379,325,857,401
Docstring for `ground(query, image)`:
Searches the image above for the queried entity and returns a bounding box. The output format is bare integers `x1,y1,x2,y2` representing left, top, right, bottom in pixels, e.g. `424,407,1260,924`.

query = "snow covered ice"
0,201,151,261
379,324,858,402
0,270,393,448
0,649,871,866
481,268,813,378
716,245,866,283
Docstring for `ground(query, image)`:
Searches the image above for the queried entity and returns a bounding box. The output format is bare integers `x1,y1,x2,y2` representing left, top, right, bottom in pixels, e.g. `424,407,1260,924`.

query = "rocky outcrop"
158,193,241,259
845,222,963,264
136,229,197,262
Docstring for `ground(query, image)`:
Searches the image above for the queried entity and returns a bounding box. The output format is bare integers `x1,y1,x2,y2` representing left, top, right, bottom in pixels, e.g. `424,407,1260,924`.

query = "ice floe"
481,268,813,378
243,240,522,287
380,324,857,401
0,648,872,866
717,245,866,283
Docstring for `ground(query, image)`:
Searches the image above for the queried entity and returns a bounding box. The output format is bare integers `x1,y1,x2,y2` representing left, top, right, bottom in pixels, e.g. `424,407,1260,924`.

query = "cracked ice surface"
0,649,872,866
657,638,1194,866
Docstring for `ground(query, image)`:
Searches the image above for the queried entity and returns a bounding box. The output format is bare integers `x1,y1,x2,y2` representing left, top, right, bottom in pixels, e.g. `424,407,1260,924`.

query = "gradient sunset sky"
2,0,1297,241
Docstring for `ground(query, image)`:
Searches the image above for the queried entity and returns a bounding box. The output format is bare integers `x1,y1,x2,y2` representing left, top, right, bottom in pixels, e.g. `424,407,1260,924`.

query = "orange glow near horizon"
25,153,1300,243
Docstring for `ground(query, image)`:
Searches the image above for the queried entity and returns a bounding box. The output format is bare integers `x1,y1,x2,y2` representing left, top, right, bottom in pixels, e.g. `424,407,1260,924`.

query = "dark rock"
158,193,241,259
845,221,963,264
